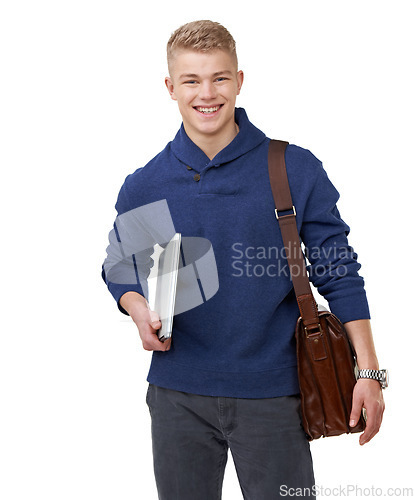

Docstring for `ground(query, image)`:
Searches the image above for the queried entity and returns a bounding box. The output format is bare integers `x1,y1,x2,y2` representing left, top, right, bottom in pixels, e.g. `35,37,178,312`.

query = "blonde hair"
167,20,238,75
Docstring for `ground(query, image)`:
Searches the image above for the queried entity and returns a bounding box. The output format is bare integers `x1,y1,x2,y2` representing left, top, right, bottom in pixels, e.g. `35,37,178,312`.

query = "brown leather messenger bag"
268,139,366,440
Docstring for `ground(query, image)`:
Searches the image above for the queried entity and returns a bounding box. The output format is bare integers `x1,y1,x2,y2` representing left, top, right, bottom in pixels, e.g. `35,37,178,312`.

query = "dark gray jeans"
145,383,315,500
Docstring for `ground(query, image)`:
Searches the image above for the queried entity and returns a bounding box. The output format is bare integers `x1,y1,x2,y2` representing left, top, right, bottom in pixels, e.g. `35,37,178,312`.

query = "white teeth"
196,106,220,113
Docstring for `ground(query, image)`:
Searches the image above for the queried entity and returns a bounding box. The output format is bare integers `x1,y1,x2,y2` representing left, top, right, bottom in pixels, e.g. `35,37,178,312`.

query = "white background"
1,0,412,499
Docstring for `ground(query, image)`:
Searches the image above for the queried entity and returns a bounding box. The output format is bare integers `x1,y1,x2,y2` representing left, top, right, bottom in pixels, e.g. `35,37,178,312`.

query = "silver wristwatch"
357,368,389,389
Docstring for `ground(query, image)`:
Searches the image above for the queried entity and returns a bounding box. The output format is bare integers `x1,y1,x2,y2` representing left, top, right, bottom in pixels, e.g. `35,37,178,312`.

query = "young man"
102,20,386,500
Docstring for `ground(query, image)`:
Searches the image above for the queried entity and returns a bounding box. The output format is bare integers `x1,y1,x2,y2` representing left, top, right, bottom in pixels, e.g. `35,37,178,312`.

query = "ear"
236,70,244,95
165,77,177,101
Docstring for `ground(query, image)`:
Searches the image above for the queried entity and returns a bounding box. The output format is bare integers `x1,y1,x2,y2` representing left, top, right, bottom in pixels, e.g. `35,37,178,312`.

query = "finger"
148,308,161,324
142,335,170,351
147,308,162,332
150,319,162,330
360,407,376,444
377,400,385,430
141,328,171,352
136,319,162,339
360,403,382,445
349,392,364,427
133,309,161,332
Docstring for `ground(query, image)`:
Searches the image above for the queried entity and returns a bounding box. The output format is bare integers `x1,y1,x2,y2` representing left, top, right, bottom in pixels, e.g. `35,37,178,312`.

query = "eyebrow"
178,70,233,80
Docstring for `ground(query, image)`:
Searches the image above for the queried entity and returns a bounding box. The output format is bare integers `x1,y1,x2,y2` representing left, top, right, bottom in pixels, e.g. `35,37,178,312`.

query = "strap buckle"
304,323,322,337
275,206,296,220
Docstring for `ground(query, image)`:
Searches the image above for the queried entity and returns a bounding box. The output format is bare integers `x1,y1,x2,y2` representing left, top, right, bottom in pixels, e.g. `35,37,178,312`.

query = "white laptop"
153,233,181,342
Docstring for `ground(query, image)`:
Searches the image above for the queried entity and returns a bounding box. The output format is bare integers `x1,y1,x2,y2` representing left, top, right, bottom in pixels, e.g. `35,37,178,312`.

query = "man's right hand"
119,291,171,352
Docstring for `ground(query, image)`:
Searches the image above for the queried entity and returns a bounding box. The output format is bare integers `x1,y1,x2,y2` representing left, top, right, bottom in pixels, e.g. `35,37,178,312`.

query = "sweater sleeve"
101,178,156,316
299,162,371,323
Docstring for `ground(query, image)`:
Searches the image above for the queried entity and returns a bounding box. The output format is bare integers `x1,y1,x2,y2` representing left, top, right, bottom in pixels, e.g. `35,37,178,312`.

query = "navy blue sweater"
102,107,370,398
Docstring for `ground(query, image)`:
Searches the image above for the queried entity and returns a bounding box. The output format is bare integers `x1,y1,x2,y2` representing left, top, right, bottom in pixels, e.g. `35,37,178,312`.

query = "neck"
184,121,240,161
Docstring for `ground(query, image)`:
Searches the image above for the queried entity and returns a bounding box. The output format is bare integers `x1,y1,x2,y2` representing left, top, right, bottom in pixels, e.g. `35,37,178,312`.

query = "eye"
215,77,228,82
184,80,197,84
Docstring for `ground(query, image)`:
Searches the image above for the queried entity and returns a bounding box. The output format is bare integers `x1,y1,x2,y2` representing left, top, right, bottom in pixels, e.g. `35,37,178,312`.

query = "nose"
199,80,217,100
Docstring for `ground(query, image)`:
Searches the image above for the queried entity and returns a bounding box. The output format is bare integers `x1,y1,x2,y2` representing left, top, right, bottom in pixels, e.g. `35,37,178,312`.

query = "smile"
193,104,224,115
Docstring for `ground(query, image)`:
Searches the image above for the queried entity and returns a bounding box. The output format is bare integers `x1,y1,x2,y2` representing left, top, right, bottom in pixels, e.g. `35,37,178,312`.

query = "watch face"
382,369,389,388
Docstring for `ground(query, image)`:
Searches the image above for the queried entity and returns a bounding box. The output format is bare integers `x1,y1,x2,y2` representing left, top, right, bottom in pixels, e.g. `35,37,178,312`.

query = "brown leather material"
297,294,320,331
307,331,328,361
268,140,366,441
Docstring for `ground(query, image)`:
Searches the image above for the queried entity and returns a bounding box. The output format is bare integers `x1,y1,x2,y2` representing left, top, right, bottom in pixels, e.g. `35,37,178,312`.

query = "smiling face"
165,49,244,145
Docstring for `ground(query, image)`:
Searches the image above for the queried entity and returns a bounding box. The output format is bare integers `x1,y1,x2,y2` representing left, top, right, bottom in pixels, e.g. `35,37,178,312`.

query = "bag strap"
268,140,320,332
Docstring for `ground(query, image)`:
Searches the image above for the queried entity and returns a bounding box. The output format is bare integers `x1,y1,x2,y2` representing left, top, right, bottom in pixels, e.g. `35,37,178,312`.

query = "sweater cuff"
108,282,146,316
328,291,371,324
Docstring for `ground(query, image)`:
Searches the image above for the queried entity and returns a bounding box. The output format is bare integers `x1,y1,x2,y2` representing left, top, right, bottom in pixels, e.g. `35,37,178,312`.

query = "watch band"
357,368,388,389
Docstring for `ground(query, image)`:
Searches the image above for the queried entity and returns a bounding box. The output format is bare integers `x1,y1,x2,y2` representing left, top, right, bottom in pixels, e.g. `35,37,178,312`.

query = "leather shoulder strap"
268,140,320,331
